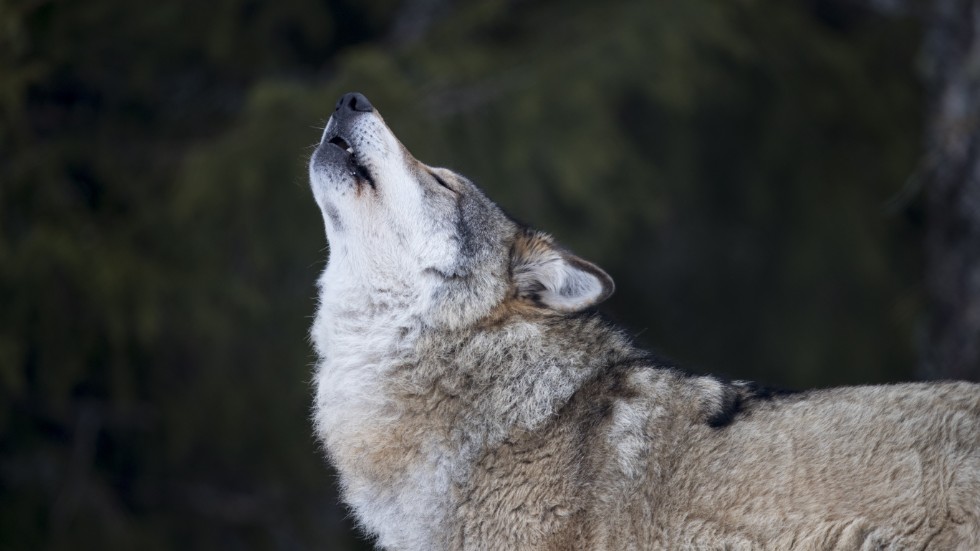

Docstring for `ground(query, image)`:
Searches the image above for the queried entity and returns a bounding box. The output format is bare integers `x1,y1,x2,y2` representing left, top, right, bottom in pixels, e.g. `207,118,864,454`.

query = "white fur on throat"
312,258,455,550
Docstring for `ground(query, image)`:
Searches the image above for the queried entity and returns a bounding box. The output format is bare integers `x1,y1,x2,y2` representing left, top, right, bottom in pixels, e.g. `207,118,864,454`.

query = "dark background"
2,0,978,549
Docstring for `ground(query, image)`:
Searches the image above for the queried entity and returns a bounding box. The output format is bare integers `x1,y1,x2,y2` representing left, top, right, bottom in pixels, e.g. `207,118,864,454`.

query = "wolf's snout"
335,92,374,114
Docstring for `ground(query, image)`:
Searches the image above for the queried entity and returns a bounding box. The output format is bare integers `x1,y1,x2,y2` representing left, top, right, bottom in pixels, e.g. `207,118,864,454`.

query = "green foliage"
0,0,923,549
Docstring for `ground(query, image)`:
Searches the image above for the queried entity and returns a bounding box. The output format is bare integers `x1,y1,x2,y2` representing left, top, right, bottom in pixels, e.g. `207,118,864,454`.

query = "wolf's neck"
413,313,639,440
312,267,637,548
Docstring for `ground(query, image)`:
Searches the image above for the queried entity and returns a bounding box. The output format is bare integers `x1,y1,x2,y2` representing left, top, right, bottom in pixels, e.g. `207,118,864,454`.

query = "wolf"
307,92,980,550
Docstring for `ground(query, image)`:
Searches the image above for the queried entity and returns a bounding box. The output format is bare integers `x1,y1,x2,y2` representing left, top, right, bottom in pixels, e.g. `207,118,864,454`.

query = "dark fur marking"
455,195,484,258
706,380,804,429
706,386,744,428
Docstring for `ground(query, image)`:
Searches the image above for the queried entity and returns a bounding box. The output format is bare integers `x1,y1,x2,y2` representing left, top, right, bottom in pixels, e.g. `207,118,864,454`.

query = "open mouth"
326,135,375,188
328,135,353,155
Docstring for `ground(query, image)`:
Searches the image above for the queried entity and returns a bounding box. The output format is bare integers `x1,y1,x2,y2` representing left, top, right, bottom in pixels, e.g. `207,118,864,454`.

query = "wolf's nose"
335,92,374,114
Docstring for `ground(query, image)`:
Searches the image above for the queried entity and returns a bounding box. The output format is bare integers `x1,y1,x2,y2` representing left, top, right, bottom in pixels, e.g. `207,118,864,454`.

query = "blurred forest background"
2,0,979,549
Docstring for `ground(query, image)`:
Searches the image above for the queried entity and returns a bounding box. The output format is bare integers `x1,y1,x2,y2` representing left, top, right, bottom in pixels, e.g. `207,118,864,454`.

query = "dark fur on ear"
511,229,615,312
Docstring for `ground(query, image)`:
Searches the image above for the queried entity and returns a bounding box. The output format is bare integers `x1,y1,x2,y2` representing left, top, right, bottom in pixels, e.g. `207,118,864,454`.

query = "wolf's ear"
512,231,615,312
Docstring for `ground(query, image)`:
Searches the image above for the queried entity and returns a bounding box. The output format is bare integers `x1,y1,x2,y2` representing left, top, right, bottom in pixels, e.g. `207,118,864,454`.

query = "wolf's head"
309,93,614,328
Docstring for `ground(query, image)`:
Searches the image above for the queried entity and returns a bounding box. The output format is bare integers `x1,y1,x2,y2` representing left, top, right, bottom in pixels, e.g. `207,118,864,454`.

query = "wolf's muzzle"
312,92,379,189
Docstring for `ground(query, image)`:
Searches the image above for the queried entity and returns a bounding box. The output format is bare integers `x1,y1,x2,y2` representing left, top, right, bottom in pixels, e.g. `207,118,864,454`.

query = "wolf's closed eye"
432,172,454,193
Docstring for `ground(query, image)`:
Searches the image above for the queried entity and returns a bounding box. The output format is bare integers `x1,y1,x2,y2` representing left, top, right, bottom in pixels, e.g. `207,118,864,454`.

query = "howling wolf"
307,92,980,550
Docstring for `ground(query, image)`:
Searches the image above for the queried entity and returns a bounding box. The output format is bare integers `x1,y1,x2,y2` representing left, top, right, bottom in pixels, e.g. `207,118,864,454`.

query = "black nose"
335,92,374,114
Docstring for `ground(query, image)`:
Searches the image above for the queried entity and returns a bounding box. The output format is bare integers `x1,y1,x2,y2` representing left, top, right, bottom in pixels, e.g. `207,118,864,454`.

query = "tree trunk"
920,0,980,381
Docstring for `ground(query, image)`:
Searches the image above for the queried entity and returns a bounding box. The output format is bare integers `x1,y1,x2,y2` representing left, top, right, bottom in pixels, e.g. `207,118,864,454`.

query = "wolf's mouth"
325,135,375,188
328,136,354,155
